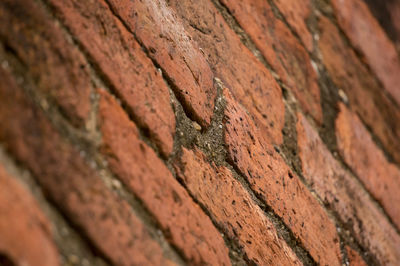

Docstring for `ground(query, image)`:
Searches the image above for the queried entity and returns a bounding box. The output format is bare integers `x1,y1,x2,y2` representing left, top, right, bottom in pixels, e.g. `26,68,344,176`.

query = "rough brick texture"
220,0,322,123
175,148,301,265
297,114,400,265
98,90,230,265
223,89,340,266
1,0,399,265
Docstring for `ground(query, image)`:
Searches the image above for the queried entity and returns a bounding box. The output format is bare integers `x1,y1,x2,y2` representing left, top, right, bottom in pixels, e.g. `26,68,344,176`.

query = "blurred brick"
318,16,400,164
273,0,313,52
0,68,172,266
332,0,400,106
98,90,230,266
297,113,400,265
221,0,322,123
175,148,301,265
336,103,400,229
223,89,341,265
0,0,91,127
0,164,60,266
48,0,176,155
346,246,367,266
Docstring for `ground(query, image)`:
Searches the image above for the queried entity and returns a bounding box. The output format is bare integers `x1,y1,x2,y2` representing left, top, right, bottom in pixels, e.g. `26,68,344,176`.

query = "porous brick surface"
0,0,399,265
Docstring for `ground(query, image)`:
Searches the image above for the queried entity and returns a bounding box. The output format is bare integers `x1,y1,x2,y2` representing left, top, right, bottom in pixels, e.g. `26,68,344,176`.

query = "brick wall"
0,0,399,265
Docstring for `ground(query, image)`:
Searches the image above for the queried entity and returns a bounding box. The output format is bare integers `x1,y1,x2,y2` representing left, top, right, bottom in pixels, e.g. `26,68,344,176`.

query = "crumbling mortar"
170,76,317,265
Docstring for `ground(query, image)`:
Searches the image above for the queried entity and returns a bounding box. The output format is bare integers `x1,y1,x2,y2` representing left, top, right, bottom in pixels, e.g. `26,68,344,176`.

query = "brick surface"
297,113,400,265
331,0,400,106
168,0,285,144
318,16,400,164
0,164,60,266
98,90,230,266
336,103,400,229
346,246,367,266
273,0,313,52
48,0,176,155
0,0,91,127
1,0,399,264
105,0,215,126
363,0,400,50
220,0,322,123
175,148,302,266
223,89,341,266
0,68,173,266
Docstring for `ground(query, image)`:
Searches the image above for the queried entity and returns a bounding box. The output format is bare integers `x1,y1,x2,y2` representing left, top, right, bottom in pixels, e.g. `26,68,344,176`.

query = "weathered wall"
0,0,399,265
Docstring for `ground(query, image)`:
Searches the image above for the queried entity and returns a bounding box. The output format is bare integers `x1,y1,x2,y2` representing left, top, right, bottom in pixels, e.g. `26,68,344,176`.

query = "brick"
273,0,314,52
223,89,341,266
0,0,91,127
0,164,60,266
105,0,215,126
346,246,367,266
97,90,230,266
331,0,400,106
48,0,176,155
167,0,285,144
363,0,400,50
336,103,400,229
297,113,400,265
175,148,302,265
0,68,172,266
318,16,400,164
220,0,321,123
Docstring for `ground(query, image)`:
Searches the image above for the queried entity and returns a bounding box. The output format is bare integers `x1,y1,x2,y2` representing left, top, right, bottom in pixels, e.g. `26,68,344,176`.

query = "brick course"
0,0,399,265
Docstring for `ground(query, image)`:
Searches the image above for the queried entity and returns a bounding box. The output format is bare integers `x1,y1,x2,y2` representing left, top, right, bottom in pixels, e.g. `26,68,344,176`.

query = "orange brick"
0,0,91,127
346,246,367,266
297,113,400,265
98,90,230,266
105,0,215,126
0,68,172,266
273,0,314,52
220,0,322,123
0,164,60,266
223,89,341,265
48,0,176,155
168,0,285,144
331,0,400,106
318,16,400,164
175,148,302,265
336,103,400,229
363,0,400,50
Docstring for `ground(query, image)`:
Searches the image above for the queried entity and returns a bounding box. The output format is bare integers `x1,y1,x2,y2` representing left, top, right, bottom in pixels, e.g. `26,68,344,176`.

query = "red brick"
48,0,176,155
331,0,400,106
318,16,400,164
297,113,400,265
0,68,173,266
273,0,314,52
98,90,230,266
223,89,341,266
0,164,60,266
336,103,400,229
175,148,302,265
220,0,322,123
346,246,367,266
105,0,215,126
0,0,91,127
168,0,285,144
